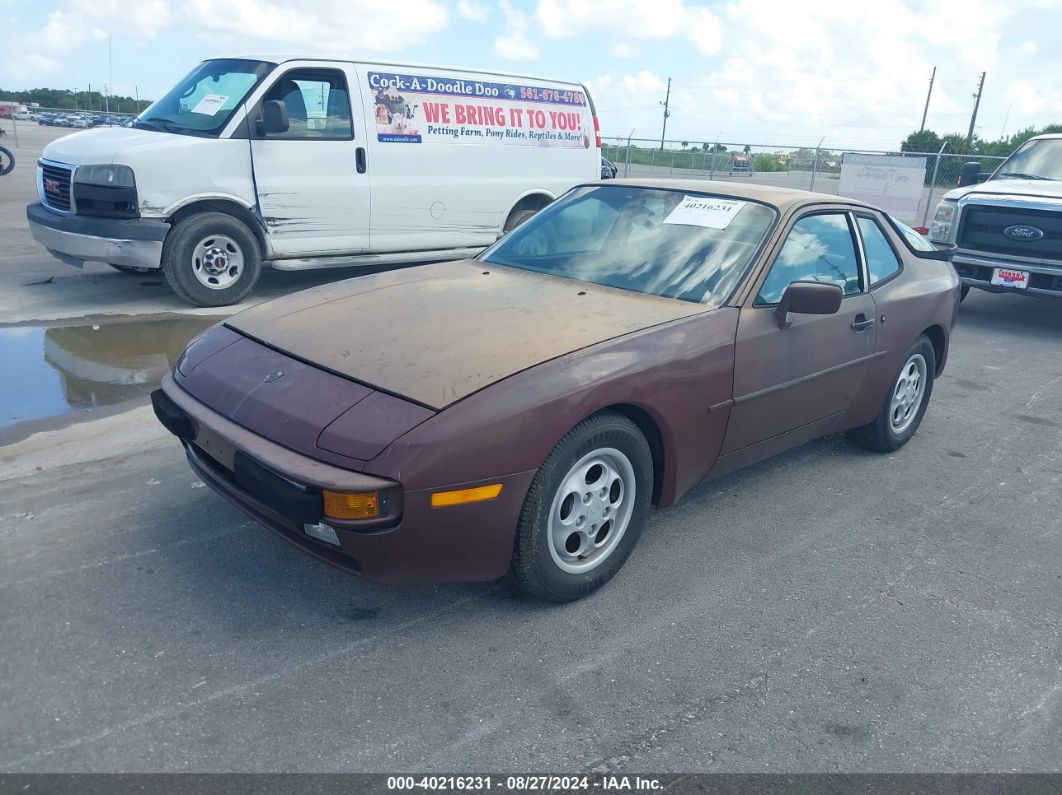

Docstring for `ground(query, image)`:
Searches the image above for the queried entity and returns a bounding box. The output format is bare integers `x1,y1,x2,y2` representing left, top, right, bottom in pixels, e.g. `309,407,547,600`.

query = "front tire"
162,212,261,307
510,411,653,602
847,335,936,452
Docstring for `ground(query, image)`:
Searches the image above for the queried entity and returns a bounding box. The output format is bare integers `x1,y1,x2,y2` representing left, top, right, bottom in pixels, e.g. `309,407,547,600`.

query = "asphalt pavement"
0,122,1060,773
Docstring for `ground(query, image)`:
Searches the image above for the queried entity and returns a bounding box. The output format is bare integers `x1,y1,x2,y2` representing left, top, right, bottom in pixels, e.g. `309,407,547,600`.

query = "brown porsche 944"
153,180,960,601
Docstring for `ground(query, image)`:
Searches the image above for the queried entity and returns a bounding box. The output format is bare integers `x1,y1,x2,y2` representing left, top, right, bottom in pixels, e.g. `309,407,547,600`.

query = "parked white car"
27,56,602,306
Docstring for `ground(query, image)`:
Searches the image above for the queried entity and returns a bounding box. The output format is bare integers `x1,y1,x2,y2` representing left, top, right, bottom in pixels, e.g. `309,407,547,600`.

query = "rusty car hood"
226,259,711,409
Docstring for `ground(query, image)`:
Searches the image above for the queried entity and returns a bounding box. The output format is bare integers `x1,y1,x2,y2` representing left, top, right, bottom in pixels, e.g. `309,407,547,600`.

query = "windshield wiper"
997,171,1051,181
134,117,182,133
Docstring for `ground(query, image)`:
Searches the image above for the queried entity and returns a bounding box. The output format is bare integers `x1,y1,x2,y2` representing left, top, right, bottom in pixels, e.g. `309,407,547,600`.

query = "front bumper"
154,375,536,584
26,202,169,270
953,251,1062,298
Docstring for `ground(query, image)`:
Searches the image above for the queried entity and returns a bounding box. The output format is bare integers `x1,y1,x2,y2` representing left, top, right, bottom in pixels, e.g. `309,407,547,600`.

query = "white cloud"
3,0,449,85
609,40,636,58
685,7,721,56
494,0,539,60
456,0,489,21
2,0,172,82
535,0,721,55
183,0,448,54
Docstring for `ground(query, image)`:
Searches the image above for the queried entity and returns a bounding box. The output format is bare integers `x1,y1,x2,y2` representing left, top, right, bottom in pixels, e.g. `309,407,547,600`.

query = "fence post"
921,142,948,227
670,149,676,174
623,130,634,177
809,136,825,191
709,137,719,181
11,116,19,149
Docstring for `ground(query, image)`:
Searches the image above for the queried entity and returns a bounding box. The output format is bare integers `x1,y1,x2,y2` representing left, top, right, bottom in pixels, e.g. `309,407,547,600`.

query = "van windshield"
135,59,275,137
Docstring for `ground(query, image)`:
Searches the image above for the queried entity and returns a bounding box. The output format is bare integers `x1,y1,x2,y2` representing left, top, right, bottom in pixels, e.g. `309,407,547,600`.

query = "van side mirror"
256,100,289,136
957,161,981,187
775,281,843,329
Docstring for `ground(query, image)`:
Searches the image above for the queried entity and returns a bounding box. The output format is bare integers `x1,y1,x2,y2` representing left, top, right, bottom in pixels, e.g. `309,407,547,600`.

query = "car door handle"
851,315,875,331
355,147,367,174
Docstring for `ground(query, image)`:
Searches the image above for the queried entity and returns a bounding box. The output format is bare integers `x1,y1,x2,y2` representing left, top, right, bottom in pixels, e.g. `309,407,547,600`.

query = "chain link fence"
601,137,1006,226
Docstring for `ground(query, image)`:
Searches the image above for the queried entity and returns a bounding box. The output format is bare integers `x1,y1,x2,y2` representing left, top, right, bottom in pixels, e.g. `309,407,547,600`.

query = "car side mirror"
256,100,289,136
774,281,843,329
957,161,981,187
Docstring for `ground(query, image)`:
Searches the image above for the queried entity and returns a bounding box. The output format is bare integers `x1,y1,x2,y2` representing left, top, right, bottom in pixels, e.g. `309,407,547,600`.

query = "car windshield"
481,186,777,304
135,59,274,137
992,138,1062,182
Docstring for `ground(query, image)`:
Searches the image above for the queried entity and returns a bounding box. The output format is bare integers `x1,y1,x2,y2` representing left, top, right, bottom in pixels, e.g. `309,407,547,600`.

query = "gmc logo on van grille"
44,178,61,195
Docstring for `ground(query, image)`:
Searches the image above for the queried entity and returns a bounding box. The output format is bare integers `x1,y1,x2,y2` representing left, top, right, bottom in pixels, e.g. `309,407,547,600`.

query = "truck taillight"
593,115,601,148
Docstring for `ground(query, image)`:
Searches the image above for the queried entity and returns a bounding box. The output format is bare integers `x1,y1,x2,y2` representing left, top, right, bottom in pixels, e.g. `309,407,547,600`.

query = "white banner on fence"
838,153,927,223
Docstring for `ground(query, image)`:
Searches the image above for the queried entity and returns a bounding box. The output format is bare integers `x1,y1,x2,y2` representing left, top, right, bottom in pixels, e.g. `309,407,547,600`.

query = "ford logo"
1003,224,1044,241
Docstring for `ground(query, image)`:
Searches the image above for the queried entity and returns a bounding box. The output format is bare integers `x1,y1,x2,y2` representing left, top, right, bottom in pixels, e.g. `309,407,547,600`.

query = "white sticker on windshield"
191,95,229,115
663,196,746,229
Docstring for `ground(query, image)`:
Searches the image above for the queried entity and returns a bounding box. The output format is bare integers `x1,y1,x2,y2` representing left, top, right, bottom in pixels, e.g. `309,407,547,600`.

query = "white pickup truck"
928,133,1062,301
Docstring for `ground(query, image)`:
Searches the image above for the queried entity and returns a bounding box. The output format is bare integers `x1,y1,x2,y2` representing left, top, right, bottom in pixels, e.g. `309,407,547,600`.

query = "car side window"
858,216,902,286
755,213,862,305
261,69,353,140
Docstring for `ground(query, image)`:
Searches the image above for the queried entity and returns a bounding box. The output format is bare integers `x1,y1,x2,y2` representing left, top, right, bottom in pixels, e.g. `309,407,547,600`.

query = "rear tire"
847,335,936,453
162,212,261,307
503,208,538,233
509,411,653,602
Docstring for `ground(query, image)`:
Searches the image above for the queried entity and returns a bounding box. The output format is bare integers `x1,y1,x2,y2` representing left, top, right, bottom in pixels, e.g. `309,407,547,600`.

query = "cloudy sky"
3,0,1061,150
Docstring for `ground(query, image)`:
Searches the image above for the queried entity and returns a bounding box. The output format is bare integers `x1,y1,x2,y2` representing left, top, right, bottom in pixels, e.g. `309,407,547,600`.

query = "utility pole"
659,77,671,151
967,71,986,143
107,35,113,114
919,66,936,132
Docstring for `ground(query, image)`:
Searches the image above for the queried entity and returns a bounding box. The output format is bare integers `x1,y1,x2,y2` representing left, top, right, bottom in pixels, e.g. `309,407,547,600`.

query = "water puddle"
0,315,221,430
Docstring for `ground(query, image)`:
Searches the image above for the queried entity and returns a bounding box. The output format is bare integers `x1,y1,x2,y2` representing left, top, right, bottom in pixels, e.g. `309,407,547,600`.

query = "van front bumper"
26,202,169,270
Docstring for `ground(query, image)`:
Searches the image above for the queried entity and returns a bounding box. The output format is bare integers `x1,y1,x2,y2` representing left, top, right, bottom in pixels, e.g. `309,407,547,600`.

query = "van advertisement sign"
368,72,590,148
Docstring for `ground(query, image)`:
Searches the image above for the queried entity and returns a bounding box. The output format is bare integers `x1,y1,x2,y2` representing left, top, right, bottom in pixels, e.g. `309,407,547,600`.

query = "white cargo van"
27,56,601,306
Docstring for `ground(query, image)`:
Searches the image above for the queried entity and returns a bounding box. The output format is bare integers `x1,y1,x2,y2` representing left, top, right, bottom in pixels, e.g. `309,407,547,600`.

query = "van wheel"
503,208,538,233
108,263,154,275
509,411,653,602
162,212,261,307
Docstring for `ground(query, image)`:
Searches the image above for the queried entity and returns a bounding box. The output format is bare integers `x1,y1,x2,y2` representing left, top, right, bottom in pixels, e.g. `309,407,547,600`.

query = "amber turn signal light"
322,490,380,520
431,483,503,508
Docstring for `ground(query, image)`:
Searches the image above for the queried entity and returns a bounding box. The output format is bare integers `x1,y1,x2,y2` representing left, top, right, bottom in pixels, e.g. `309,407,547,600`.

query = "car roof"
599,178,860,212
